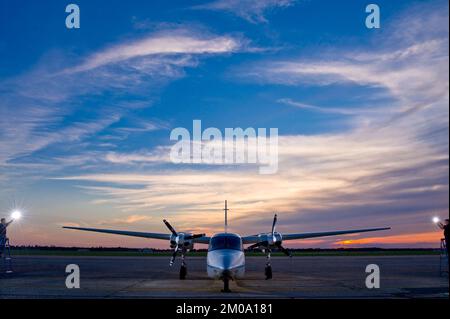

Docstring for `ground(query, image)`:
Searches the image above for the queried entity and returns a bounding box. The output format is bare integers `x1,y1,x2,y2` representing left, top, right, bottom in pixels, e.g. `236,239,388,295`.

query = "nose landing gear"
221,270,232,293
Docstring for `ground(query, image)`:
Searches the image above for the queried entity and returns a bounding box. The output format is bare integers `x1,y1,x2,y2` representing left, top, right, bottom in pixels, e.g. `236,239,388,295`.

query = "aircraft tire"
265,265,272,280
179,265,187,280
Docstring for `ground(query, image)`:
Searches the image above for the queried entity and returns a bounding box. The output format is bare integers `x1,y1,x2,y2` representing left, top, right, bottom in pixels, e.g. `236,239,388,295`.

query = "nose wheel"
221,277,231,293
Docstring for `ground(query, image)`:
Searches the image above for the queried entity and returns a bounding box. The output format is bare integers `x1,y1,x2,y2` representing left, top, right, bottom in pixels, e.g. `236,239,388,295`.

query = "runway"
0,255,448,298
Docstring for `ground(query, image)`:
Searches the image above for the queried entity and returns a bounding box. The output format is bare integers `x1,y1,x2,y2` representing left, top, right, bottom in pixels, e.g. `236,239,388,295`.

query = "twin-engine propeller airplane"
63,201,390,292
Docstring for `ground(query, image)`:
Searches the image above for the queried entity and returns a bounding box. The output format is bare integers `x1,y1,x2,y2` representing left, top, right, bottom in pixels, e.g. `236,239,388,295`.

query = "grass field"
10,249,440,257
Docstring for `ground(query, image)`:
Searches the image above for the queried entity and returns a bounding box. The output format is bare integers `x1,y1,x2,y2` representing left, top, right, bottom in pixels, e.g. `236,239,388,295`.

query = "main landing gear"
179,249,187,280
265,249,272,280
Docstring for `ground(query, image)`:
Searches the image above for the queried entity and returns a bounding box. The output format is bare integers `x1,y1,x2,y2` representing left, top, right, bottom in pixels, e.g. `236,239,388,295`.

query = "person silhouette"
437,218,449,266
0,218,14,257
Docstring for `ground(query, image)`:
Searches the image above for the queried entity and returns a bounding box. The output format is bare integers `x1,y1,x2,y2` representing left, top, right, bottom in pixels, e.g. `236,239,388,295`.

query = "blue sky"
0,0,448,248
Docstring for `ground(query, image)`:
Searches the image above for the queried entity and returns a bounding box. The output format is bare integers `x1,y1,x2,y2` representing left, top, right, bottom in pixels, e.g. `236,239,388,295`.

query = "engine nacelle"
170,232,194,250
257,231,283,247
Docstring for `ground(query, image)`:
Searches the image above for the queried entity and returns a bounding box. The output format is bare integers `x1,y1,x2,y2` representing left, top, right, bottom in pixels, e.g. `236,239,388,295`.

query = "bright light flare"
432,217,440,224
10,210,22,220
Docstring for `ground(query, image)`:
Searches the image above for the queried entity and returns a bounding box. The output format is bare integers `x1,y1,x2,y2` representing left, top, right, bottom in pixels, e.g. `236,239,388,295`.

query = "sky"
0,0,448,248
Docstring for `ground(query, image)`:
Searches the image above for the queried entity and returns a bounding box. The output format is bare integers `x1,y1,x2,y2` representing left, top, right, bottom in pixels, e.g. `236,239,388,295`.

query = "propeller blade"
185,233,206,240
169,245,178,266
271,214,277,234
247,243,260,250
277,244,292,257
163,219,177,236
247,241,269,250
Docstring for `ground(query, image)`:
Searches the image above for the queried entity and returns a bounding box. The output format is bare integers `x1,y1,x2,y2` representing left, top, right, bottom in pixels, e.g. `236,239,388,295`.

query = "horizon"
9,245,442,250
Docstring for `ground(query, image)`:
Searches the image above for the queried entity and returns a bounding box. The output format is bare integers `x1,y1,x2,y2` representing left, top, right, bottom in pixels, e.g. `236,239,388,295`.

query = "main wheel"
265,265,272,280
179,265,187,280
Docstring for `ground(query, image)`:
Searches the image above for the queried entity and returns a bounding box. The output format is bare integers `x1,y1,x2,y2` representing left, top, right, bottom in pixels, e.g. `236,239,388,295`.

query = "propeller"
163,219,205,266
271,214,291,257
163,219,177,237
248,214,292,257
163,219,178,266
271,214,277,233
247,241,266,250
276,243,291,257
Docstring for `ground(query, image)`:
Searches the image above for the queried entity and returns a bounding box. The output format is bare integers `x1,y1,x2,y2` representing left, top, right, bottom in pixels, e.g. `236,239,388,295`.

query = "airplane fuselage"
206,233,245,280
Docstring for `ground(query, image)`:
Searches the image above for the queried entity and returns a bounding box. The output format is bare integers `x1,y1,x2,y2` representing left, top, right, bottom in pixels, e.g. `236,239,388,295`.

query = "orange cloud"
95,214,154,226
122,214,153,223
335,231,442,246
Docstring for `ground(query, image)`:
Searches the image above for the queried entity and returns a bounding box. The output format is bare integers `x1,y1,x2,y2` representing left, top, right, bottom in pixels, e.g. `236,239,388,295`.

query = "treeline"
10,245,438,252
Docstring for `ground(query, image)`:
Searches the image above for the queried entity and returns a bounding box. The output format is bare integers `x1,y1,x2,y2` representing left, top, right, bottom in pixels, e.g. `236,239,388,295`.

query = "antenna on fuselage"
224,200,229,233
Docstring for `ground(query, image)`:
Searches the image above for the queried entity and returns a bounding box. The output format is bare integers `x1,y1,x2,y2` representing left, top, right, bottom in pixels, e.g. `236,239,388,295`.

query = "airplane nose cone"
221,253,237,270
207,249,245,271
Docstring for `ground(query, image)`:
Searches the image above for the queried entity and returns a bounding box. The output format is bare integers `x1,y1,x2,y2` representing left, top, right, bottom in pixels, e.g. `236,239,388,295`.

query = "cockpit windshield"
209,235,242,251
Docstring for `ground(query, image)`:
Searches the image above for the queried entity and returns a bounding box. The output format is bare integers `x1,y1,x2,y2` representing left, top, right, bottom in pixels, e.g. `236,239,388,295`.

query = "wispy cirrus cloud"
239,39,449,106
104,148,170,165
192,0,297,23
277,98,371,115
236,1,448,105
64,29,243,74
0,28,245,184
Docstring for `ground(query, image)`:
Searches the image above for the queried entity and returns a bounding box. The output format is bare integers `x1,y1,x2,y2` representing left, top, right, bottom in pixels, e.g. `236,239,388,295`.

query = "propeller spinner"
247,214,292,257
163,219,205,266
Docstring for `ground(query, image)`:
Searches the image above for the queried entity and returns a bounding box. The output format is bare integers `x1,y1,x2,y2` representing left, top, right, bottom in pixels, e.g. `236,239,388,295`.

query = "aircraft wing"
63,226,211,243
242,227,390,244
192,236,211,244
63,226,172,240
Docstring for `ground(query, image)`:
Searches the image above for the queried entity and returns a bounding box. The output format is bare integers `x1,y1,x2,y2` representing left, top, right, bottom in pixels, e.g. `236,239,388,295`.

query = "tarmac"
0,255,448,298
